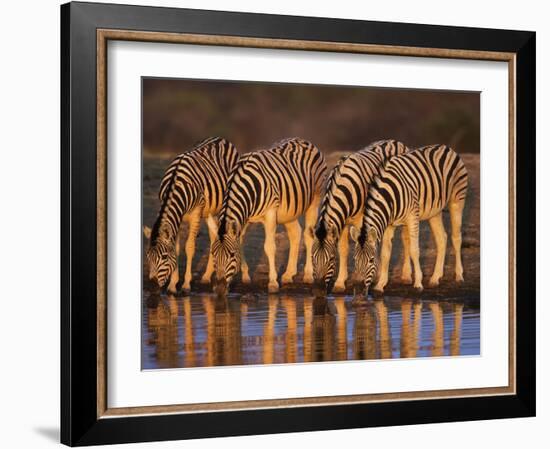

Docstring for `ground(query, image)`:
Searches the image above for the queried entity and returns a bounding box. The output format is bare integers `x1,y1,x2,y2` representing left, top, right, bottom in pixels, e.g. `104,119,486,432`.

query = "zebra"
144,137,239,293
309,140,411,294
350,144,468,296
211,137,327,296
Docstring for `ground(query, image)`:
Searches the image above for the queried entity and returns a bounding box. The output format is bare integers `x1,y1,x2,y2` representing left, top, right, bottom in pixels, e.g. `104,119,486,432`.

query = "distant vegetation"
143,78,479,156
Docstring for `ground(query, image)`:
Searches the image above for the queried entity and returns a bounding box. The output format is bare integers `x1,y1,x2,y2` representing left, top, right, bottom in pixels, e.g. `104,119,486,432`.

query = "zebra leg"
428,213,448,287
263,209,279,293
200,214,217,284
182,209,202,293
240,224,251,284
302,194,321,284
167,232,181,293
167,265,179,294
406,216,423,291
282,220,302,284
373,225,395,293
400,226,413,284
333,226,349,292
449,199,466,282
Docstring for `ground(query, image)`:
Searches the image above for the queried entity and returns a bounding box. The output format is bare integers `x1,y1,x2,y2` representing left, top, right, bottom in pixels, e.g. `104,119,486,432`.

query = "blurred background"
143,78,479,156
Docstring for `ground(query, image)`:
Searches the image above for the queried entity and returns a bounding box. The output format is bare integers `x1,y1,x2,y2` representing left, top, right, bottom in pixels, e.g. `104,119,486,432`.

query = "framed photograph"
61,1,535,446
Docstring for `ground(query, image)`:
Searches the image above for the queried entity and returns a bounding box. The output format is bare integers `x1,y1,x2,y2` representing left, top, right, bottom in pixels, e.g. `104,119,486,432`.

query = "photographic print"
141,78,480,369
62,5,535,444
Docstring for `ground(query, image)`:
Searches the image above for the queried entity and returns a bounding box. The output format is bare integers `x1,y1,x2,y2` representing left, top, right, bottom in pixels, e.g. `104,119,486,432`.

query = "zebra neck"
318,187,358,235
316,214,344,240
365,207,389,244
150,214,179,247
218,215,244,240
223,174,268,226
151,192,197,246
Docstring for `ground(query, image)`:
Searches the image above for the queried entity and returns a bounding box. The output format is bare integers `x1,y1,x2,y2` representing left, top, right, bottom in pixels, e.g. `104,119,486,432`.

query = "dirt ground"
143,153,480,299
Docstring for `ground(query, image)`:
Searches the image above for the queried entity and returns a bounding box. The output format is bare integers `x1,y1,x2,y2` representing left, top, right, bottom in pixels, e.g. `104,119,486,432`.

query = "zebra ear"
367,227,377,245
143,226,152,240
349,226,360,243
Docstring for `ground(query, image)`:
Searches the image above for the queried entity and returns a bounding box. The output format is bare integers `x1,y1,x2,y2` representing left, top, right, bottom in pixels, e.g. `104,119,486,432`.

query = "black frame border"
61,2,535,446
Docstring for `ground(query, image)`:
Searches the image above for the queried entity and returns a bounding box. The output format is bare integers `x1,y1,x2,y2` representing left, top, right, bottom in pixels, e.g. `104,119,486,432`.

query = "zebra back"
316,139,409,240
218,137,327,238
151,137,238,246
362,144,468,244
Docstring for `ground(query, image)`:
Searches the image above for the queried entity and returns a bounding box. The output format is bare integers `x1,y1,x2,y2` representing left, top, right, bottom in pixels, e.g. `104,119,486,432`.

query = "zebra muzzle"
353,281,368,298
213,277,229,298
312,279,329,298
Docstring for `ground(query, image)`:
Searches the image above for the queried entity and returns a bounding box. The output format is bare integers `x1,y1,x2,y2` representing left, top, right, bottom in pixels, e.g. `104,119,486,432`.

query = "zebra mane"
314,221,328,241
316,153,354,239
190,136,222,152
271,136,302,149
357,218,369,247
150,206,174,246
150,151,187,245
359,174,386,246
358,199,378,248
217,152,255,239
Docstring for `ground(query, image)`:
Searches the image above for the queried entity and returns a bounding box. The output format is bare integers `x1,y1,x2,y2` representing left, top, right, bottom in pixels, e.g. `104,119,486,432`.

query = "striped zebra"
309,140,410,294
144,137,239,293
351,144,468,295
211,137,327,296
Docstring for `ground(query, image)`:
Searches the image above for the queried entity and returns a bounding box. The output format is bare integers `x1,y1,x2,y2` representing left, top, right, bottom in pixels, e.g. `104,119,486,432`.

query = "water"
142,293,480,369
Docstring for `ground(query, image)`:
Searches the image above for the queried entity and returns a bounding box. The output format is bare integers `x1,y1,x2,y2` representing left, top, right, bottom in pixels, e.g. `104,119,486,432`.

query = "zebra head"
310,223,339,295
144,226,178,290
350,225,378,297
211,220,241,297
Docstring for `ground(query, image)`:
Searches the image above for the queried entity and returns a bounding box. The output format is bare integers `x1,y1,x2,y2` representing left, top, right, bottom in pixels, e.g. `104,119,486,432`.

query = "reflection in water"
400,300,422,358
145,295,180,368
311,305,335,362
263,295,278,364
429,302,444,357
353,304,376,361
450,303,464,356
202,296,242,367
282,296,297,363
334,297,347,361
375,300,392,359
183,297,196,367
143,294,480,369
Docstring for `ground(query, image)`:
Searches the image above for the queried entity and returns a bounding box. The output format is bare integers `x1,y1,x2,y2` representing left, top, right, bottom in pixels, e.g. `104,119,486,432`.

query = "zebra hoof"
302,274,314,284
281,274,296,284
333,284,346,293
179,284,191,295
241,276,252,285
372,288,384,298
178,288,190,297
428,278,441,287
268,282,279,293
455,274,464,283
401,275,413,285
199,277,211,285
413,285,424,294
